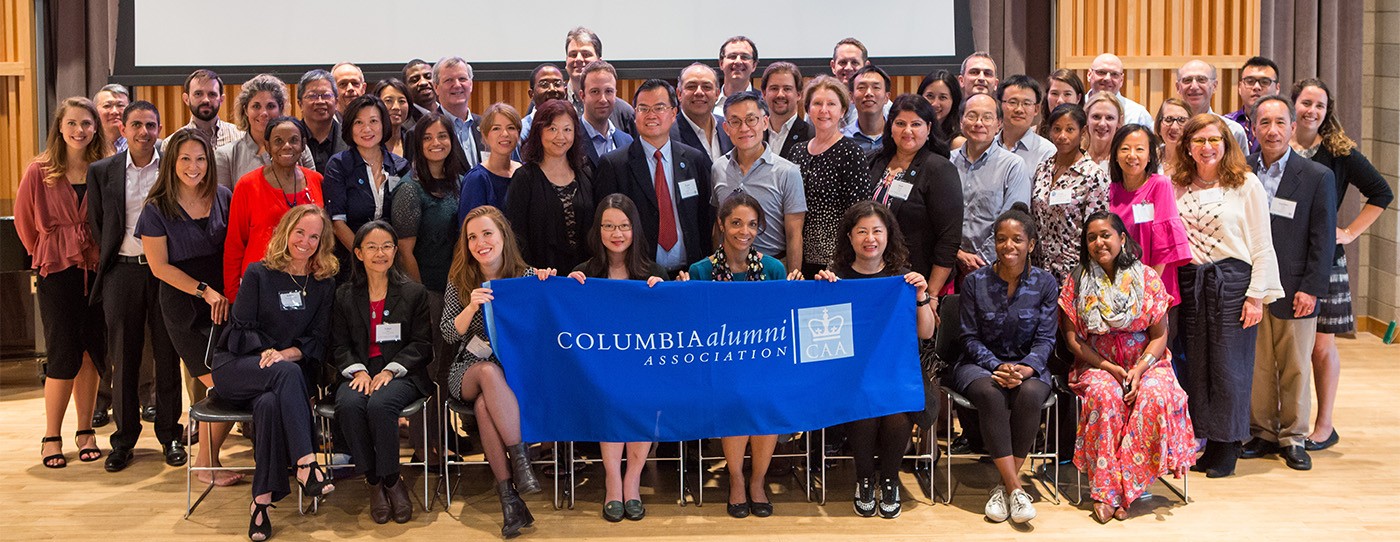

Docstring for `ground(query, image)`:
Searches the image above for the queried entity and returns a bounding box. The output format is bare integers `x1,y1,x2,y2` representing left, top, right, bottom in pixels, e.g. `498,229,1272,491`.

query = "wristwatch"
916,295,933,307
194,282,208,298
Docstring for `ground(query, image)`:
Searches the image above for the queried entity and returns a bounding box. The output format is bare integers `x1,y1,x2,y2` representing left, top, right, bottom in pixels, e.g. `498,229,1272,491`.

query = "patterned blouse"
790,137,873,267
440,268,537,400
1030,153,1110,283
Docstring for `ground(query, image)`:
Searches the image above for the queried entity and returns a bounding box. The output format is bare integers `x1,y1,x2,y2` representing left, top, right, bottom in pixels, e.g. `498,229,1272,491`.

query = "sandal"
248,501,274,541
295,461,335,498
76,429,103,462
41,436,66,468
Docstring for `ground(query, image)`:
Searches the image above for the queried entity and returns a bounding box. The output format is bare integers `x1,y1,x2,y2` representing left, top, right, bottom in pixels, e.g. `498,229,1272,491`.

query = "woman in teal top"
678,192,785,518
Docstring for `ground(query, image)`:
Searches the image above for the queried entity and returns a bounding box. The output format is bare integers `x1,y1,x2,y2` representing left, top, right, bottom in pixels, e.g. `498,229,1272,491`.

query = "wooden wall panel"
1,0,37,214
1056,0,1260,118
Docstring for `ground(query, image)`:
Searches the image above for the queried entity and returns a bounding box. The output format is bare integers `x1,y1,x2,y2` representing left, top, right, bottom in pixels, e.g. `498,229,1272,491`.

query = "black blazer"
85,151,135,303
503,161,596,271
593,140,715,268
1250,150,1337,320
867,148,964,278
331,278,434,397
670,112,732,158
775,117,814,161
580,128,634,171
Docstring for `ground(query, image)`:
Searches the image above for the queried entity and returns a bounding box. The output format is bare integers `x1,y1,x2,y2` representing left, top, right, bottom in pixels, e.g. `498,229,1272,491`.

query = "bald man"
1085,53,1154,127
1175,60,1250,150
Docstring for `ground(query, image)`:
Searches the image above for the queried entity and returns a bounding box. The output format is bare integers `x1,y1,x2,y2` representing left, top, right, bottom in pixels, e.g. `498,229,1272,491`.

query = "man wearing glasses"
711,91,807,275
1225,56,1281,153
299,69,348,173
594,80,715,275
713,36,759,117
953,93,1029,272
842,65,892,155
517,63,569,144
674,63,733,162
1086,53,1155,127
993,75,1055,175
1175,59,1251,151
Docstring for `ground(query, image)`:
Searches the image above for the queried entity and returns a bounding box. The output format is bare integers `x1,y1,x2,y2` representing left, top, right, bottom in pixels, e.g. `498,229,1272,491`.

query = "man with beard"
518,63,569,143
842,65,891,155
298,69,348,173
176,69,242,149
563,27,636,135
673,63,731,163
401,58,437,132
579,61,634,169
712,36,758,117
1175,59,1250,150
762,62,811,160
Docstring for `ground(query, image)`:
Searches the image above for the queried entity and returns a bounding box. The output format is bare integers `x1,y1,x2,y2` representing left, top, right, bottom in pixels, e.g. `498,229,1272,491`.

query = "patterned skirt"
1317,253,1354,334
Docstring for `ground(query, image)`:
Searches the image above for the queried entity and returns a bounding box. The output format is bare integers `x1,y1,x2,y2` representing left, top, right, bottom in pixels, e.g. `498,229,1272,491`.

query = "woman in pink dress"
1106,124,1191,306
1059,211,1194,524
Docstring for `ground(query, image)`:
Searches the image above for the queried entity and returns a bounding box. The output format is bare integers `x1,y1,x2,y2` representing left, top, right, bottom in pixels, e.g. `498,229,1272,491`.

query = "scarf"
710,246,764,282
1075,260,1146,335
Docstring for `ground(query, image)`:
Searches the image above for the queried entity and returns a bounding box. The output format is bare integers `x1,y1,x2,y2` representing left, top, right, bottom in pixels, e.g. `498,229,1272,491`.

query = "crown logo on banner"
807,308,845,341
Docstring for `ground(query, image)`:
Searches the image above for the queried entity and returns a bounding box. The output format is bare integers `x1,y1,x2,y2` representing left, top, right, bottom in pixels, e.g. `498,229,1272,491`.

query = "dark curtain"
45,0,117,110
971,0,1054,82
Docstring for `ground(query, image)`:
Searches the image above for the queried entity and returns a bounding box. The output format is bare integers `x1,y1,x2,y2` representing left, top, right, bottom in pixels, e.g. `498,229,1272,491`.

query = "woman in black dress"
210,205,338,541
505,99,595,271
790,76,873,278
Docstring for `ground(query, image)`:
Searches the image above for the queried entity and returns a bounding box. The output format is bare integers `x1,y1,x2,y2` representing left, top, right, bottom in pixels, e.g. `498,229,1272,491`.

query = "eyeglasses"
1178,75,1212,85
1092,69,1124,79
1003,99,1038,110
600,223,632,232
535,80,565,89
1189,136,1224,147
1241,76,1276,88
303,92,335,102
361,243,396,254
962,113,997,124
725,115,764,129
1162,116,1190,126
635,104,673,116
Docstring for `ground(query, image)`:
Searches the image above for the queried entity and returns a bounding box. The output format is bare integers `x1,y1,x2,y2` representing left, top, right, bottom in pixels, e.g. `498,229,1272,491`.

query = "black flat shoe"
91,410,111,428
295,461,335,497
623,499,645,521
140,405,157,423
105,447,134,472
163,441,188,467
1304,430,1339,451
248,501,274,541
41,436,66,468
727,501,750,518
602,500,624,522
76,429,102,462
1239,437,1278,459
1281,445,1312,471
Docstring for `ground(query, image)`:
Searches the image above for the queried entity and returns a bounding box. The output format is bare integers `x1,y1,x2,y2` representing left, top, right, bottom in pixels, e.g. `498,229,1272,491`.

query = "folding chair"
312,391,433,511
1053,379,1191,506
441,396,565,510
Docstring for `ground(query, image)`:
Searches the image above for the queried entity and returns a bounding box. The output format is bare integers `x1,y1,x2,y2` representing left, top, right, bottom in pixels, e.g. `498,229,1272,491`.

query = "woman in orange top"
224,116,324,303
14,97,109,468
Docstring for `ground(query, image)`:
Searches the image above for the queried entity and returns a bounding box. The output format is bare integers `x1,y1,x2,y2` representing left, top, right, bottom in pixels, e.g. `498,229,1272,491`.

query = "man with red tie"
593,79,715,275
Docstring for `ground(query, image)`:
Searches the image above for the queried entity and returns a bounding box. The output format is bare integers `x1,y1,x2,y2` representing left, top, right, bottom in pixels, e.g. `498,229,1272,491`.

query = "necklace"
288,268,309,296
269,167,301,207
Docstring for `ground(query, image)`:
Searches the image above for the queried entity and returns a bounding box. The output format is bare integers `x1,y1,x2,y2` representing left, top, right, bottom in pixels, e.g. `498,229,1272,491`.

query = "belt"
116,255,148,265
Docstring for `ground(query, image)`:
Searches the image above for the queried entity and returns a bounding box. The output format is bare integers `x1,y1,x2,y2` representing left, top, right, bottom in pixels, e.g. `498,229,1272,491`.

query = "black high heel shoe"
295,461,335,498
248,501,275,541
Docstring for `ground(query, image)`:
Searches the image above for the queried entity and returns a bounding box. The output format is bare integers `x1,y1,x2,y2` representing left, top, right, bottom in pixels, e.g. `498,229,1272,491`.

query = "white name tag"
888,180,914,200
1196,187,1223,204
375,322,402,342
1048,188,1074,206
279,290,304,310
466,336,494,358
1270,197,1298,219
480,150,492,164
677,179,699,199
1132,202,1156,224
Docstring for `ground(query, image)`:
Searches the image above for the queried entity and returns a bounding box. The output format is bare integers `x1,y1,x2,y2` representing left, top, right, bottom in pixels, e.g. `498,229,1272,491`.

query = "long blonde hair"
448,206,528,294
36,97,109,186
262,205,339,280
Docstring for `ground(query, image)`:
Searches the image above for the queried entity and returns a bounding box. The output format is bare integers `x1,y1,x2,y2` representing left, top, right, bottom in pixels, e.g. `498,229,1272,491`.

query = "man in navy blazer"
594,79,715,274
577,60,634,170
86,101,186,472
1241,96,1337,472
672,63,733,162
433,56,484,168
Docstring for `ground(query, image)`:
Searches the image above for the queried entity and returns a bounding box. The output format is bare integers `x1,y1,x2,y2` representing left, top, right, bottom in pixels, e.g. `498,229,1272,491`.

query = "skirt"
1316,253,1354,334
35,266,106,379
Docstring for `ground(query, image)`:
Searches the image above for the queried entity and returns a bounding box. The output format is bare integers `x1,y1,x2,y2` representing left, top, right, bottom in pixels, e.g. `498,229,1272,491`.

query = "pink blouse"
13,161,99,277
1109,173,1191,305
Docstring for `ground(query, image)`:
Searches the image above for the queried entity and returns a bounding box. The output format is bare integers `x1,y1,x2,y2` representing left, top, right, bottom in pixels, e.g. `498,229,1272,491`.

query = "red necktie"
654,149,678,250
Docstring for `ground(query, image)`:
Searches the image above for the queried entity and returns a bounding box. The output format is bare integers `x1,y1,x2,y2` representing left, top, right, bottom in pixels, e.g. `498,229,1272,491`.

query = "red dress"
224,167,323,303
1058,265,1195,508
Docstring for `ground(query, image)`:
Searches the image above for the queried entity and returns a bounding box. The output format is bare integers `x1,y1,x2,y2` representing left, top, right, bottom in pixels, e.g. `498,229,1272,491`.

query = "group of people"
14,26,1392,540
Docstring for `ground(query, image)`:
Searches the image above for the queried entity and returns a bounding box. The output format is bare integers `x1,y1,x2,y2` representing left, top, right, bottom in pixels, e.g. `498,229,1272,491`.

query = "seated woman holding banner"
1059,211,1195,523
677,193,786,518
330,221,433,525
814,201,935,519
953,202,1057,526
441,205,553,538
567,194,666,522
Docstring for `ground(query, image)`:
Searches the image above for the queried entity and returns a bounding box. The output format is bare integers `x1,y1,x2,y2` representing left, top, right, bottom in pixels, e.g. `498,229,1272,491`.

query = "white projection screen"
114,0,973,84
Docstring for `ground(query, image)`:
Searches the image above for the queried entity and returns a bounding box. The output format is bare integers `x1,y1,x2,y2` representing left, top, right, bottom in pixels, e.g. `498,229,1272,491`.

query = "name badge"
1048,188,1074,206
1270,197,1298,219
375,322,402,343
888,180,914,200
480,150,492,165
1132,202,1156,224
279,290,304,310
1196,187,1223,204
465,336,494,358
677,179,699,199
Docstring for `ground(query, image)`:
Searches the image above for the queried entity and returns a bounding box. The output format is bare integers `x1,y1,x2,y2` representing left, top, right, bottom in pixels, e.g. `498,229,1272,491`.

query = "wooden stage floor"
2,333,1396,540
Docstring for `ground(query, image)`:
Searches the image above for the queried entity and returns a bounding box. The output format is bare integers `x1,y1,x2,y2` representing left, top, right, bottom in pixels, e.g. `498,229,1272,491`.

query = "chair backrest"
933,294,961,366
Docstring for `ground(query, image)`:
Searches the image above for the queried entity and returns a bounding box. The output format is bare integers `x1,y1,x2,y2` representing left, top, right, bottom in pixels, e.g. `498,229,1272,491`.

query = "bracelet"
1138,352,1158,366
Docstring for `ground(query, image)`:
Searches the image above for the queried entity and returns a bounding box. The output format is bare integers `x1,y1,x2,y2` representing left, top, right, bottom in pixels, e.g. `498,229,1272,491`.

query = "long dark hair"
1107,124,1160,184
830,201,911,276
1074,210,1143,297
877,94,950,162
578,194,657,279
522,98,586,171
147,128,218,219
410,112,469,197
916,70,961,143
351,220,408,287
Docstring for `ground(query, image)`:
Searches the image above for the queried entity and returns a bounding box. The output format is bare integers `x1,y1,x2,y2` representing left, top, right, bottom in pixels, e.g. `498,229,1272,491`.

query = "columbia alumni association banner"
484,276,923,442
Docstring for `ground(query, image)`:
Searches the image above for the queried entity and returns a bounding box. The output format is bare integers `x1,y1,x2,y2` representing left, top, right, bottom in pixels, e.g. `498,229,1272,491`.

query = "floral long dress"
1058,265,1195,508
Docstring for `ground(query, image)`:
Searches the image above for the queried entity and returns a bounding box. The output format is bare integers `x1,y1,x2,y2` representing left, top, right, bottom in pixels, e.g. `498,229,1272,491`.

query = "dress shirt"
681,112,725,162
841,122,883,155
180,119,244,149
443,107,480,168
712,82,754,118
767,114,798,151
120,150,161,256
583,118,621,159
952,143,1030,263
640,138,688,271
710,146,807,255
995,130,1057,177
1254,149,1291,204
1224,109,1259,154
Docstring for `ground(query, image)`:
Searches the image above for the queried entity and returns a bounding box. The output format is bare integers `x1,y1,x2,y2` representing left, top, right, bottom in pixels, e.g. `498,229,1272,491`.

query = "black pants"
962,377,1051,458
336,378,422,479
212,357,315,501
105,262,182,450
848,412,914,480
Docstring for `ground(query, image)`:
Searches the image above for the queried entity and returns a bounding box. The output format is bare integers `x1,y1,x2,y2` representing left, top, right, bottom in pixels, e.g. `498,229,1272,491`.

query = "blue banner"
484,276,922,442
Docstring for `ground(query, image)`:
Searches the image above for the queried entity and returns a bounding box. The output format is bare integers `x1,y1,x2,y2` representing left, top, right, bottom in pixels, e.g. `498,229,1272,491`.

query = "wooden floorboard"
1,333,1395,540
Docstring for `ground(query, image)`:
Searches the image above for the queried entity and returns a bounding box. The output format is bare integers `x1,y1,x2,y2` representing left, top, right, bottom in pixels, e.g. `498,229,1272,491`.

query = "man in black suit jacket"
85,101,186,472
761,62,813,160
594,80,715,274
433,56,485,168
672,63,733,162
1242,96,1337,472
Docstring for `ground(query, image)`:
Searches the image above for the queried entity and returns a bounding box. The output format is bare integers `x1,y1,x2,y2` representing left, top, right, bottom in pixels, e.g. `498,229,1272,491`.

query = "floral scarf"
1075,260,1146,334
710,247,765,282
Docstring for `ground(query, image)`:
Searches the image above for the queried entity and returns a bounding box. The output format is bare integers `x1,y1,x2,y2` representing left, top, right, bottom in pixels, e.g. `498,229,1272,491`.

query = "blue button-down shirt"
994,130,1056,178
1255,148,1291,205
640,138,688,271
442,108,480,168
583,119,620,159
952,143,1030,263
841,123,882,155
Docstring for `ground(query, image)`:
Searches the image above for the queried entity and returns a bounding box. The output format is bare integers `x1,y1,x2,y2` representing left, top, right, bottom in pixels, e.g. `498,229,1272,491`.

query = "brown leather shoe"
368,481,391,524
385,479,413,524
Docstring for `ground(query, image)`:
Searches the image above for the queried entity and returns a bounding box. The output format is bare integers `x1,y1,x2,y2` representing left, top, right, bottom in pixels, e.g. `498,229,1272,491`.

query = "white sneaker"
984,485,1008,522
1009,488,1037,523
